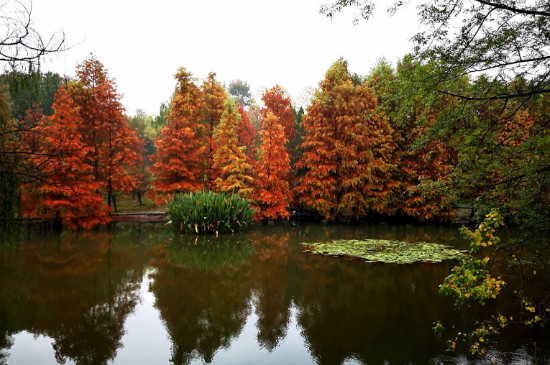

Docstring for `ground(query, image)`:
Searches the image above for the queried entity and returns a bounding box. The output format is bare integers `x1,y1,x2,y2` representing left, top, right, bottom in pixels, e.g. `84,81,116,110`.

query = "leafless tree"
1,0,65,72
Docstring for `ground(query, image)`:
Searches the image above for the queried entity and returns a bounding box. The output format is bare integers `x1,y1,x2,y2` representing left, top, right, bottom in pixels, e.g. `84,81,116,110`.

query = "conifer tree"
212,101,253,198
149,68,205,204
69,56,143,210
236,103,257,170
201,72,227,189
296,59,394,221
21,87,109,229
261,85,296,148
253,111,292,221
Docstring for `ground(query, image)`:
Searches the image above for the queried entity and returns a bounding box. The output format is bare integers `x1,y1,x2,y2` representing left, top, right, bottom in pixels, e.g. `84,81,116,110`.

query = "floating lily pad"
301,239,466,264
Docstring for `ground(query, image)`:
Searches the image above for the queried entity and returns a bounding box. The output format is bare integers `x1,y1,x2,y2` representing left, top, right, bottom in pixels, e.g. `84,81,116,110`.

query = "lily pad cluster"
301,239,466,264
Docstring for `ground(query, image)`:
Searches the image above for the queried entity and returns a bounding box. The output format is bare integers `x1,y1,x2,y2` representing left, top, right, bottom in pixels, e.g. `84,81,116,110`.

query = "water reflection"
0,222,546,364
150,234,254,364
250,231,292,351
0,230,148,365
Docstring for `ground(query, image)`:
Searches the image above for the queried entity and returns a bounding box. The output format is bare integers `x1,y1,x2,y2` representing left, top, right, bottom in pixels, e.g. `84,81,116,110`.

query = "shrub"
166,191,255,234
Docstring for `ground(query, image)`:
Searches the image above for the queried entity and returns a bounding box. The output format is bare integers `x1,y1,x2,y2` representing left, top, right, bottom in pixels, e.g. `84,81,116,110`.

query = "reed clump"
167,191,255,234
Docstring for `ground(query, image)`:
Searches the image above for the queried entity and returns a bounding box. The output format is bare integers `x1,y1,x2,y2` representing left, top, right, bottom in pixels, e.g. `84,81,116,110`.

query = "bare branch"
473,0,550,17
438,88,550,100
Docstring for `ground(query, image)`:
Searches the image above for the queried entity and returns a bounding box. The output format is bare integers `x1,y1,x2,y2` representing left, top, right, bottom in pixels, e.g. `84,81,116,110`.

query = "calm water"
0,223,544,365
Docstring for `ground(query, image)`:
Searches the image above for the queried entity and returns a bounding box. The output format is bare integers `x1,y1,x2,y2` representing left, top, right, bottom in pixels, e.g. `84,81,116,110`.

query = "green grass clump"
167,191,255,234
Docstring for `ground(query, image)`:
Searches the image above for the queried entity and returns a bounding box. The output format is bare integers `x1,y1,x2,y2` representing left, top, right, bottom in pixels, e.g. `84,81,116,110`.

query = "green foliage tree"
323,1,550,352
228,80,252,107
1,71,63,117
0,0,65,239
0,84,19,240
366,57,456,220
127,109,157,201
153,102,170,132
322,0,550,99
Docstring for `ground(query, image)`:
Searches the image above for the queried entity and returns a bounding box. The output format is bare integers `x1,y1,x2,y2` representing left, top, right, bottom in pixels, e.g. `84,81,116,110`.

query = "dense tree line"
2,54,548,230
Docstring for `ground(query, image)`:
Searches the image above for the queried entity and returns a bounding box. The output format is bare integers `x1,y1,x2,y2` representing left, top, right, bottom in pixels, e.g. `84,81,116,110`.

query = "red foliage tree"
261,86,297,191
212,101,254,198
149,68,206,204
69,56,143,211
201,72,227,189
236,103,257,169
21,87,110,229
261,85,296,146
295,59,395,221
252,111,292,221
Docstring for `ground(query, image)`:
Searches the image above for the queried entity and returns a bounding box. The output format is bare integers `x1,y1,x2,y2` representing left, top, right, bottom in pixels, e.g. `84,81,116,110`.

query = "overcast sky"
28,0,420,116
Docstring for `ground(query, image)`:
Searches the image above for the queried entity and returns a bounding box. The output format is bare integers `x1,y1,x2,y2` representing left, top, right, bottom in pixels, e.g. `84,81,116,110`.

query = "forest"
0,54,547,231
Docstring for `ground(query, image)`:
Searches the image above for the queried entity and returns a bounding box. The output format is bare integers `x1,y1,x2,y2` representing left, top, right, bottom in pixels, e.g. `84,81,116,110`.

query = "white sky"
27,0,420,116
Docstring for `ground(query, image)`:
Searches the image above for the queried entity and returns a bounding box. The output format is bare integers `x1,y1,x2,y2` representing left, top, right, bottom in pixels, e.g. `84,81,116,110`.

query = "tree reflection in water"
0,229,147,364
150,233,255,365
249,230,293,352
0,222,546,364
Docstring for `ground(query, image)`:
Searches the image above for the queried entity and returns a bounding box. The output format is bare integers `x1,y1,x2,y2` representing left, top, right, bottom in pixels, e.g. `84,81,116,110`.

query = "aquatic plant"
166,191,255,234
301,238,465,264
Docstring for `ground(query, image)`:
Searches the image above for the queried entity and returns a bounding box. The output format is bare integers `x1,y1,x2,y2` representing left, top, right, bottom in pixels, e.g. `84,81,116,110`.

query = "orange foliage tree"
296,59,395,221
261,85,296,191
236,103,257,169
149,68,206,204
69,56,143,211
261,85,296,147
21,87,110,229
201,72,227,189
212,101,254,198
252,111,292,221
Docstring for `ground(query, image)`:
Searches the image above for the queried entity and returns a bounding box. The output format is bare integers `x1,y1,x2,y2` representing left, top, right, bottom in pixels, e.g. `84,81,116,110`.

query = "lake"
0,222,545,364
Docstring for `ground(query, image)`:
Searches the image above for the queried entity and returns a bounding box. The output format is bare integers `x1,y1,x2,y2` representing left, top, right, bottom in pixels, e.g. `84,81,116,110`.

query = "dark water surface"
0,223,543,364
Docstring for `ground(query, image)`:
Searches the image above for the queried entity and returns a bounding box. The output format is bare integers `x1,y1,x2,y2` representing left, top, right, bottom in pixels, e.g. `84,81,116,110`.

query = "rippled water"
0,223,544,364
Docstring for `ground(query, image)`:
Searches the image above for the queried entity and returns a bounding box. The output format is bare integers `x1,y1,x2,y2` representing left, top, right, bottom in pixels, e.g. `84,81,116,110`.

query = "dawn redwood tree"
261,86,297,191
261,86,296,148
236,103,257,170
252,111,292,221
21,87,109,229
69,56,143,210
296,59,395,221
212,100,253,198
201,72,227,189
149,68,206,204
